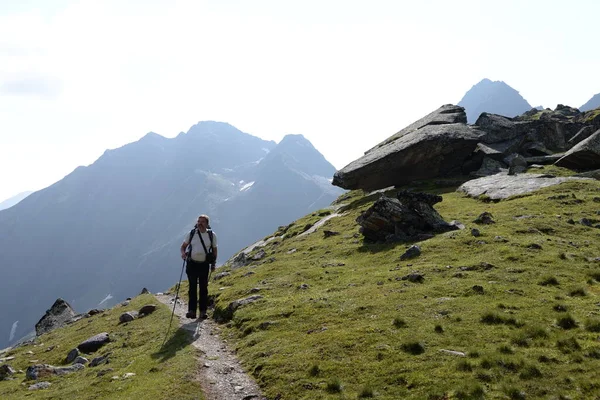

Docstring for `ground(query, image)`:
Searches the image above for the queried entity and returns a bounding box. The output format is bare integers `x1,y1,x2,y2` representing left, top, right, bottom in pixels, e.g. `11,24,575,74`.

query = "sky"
1,0,599,202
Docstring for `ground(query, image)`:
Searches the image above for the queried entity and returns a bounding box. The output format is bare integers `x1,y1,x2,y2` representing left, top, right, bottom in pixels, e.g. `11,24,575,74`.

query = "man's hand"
210,264,216,271
181,253,186,260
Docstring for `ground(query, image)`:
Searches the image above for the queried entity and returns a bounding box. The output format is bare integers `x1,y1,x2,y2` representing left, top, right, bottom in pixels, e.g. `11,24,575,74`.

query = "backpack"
187,227,215,263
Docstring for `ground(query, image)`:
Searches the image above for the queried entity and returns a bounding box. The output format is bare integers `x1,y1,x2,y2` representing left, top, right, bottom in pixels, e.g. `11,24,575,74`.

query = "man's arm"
180,241,189,260
211,247,218,270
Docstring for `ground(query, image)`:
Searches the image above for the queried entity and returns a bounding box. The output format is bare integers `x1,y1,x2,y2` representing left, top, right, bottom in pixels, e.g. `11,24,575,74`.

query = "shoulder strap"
186,228,196,255
208,230,214,249
198,231,210,254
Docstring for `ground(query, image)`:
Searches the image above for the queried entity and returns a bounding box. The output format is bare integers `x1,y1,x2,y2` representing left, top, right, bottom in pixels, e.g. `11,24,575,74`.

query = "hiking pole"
162,258,186,348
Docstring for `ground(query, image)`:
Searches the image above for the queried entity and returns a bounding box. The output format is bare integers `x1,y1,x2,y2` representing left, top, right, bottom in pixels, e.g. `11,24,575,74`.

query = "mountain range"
0,121,343,349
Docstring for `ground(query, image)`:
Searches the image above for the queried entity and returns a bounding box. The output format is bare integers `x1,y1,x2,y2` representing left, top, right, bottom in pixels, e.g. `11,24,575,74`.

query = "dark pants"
186,260,210,314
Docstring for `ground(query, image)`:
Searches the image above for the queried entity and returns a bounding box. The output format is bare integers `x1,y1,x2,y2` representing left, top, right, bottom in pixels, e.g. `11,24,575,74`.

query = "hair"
198,214,210,224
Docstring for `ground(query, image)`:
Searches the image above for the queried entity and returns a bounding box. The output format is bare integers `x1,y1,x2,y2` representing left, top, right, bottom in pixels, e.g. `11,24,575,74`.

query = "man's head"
197,214,210,231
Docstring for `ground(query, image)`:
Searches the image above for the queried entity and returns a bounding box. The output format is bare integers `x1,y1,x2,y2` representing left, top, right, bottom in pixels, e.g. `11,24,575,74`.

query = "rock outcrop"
333,104,600,192
333,105,485,191
35,299,78,337
356,191,459,242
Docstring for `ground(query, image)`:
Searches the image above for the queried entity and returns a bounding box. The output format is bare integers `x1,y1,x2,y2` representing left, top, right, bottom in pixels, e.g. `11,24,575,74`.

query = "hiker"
180,214,218,319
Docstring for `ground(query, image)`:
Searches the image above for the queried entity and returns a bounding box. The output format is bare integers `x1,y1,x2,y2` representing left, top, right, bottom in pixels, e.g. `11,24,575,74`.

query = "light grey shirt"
185,230,218,262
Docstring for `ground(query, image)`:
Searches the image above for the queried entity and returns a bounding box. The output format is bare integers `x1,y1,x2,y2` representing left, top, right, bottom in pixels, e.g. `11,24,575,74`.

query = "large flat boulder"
457,173,588,200
333,106,484,191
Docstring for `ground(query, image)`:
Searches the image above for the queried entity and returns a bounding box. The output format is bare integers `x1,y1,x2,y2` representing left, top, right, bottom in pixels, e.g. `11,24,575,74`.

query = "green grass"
0,294,203,400
209,179,600,399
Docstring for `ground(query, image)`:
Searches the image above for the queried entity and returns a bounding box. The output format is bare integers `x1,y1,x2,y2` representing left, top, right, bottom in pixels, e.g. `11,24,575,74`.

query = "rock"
555,130,600,169
357,191,458,242
400,245,421,261
458,173,588,200
87,309,104,316
213,272,231,280
473,212,495,224
439,349,466,357
471,228,481,237
228,296,263,314
77,332,110,353
506,153,528,175
323,230,340,238
119,312,138,323
138,304,157,316
28,382,51,390
73,356,89,365
333,105,485,190
0,364,16,380
65,348,79,363
568,126,596,146
472,156,506,177
401,272,424,283
90,354,110,367
26,363,84,380
35,298,77,337
251,249,266,261
140,288,150,295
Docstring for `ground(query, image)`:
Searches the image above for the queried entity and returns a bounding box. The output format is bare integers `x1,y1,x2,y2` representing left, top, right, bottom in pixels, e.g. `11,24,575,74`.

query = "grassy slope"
211,176,600,400
0,293,203,400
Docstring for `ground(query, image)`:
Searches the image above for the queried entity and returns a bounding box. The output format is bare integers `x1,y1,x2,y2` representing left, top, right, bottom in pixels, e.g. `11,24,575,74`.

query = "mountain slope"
0,191,33,211
458,78,532,123
0,123,341,349
580,93,600,112
208,173,600,399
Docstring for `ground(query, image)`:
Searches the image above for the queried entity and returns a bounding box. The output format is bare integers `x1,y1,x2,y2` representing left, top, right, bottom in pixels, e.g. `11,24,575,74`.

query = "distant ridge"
0,191,33,211
580,93,600,112
458,78,532,123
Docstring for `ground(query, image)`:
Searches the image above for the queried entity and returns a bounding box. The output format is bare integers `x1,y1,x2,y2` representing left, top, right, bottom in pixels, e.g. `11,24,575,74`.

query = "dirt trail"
156,293,265,400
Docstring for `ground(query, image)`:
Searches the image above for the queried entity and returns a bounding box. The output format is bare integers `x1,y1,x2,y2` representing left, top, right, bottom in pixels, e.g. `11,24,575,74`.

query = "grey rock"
35,298,77,337
28,382,51,390
213,272,231,280
65,348,79,363
90,354,110,367
556,130,600,169
357,191,458,243
333,105,484,190
505,153,528,175
77,332,110,353
458,173,588,200
400,245,421,261
119,311,138,323
73,356,89,365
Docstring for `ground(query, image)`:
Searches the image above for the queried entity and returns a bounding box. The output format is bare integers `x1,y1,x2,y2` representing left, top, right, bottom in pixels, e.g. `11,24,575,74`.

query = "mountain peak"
458,79,532,123
580,93,600,112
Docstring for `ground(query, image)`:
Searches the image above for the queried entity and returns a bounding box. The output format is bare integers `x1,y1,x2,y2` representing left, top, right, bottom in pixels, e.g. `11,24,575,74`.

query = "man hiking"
180,214,218,319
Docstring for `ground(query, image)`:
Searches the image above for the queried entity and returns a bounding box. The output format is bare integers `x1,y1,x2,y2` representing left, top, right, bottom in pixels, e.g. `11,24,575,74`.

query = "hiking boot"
185,312,196,319
200,312,208,320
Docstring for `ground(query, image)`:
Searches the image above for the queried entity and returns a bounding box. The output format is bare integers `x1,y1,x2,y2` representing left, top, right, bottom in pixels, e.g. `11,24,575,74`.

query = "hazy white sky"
1,0,598,201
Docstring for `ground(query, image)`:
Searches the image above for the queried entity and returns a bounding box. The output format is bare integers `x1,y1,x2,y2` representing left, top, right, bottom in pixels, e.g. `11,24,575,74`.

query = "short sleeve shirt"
185,229,218,262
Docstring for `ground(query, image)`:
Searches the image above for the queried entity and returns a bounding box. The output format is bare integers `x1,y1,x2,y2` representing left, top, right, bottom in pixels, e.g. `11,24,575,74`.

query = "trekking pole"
162,258,186,348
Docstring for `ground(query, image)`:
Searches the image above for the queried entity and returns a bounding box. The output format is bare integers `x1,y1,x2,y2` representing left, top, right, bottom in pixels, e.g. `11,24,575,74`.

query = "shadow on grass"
152,321,198,362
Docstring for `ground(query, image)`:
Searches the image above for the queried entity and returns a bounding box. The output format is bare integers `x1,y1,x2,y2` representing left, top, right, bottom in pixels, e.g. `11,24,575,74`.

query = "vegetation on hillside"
211,176,600,399
0,294,203,400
